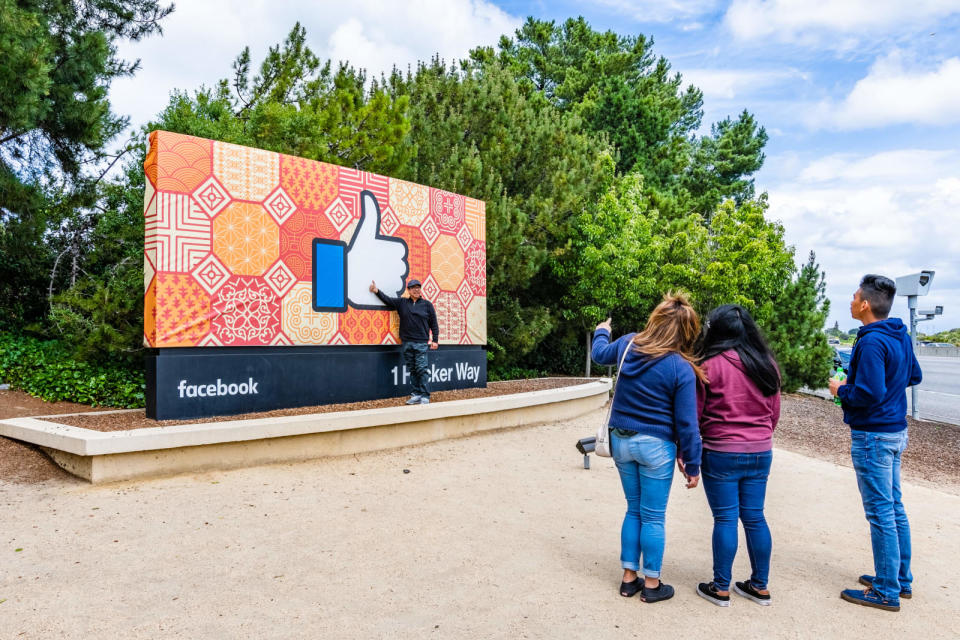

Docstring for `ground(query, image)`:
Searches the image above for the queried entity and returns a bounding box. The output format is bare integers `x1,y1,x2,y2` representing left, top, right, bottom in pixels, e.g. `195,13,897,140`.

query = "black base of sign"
145,345,487,420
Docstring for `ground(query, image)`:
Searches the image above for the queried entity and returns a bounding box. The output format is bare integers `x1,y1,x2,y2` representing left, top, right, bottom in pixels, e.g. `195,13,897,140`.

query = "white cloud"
590,0,722,23
724,0,958,47
680,68,806,100
110,0,520,131
805,52,960,130
766,149,960,328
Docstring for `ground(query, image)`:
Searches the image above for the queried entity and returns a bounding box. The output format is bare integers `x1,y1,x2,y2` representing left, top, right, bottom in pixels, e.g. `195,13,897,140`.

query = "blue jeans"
851,429,912,601
701,449,773,591
401,342,430,398
612,433,676,578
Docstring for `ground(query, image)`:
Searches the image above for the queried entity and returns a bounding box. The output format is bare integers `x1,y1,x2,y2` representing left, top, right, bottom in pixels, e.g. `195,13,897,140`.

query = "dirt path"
1,410,958,638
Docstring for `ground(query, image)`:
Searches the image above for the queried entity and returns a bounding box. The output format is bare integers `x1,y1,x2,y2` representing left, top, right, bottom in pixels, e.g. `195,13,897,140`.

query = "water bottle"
832,367,846,406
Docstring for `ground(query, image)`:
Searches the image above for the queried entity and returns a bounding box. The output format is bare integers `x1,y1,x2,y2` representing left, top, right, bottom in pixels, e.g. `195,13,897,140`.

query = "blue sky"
110,0,960,332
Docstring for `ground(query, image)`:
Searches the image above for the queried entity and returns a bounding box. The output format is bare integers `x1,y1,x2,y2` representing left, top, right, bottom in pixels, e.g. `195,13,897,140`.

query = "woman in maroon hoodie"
694,305,781,608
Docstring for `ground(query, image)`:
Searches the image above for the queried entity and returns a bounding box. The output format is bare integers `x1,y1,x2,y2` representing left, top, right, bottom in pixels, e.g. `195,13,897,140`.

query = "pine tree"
766,251,833,392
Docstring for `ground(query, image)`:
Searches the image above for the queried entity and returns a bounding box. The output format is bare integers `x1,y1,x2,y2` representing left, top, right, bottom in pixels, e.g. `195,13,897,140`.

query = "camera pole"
908,295,919,420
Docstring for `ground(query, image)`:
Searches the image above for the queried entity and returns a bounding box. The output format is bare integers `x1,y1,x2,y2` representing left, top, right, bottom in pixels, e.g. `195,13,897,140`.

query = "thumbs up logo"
312,190,409,312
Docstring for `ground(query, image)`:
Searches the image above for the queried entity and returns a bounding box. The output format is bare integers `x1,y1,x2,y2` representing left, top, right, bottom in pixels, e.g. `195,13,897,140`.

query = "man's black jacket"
374,290,440,343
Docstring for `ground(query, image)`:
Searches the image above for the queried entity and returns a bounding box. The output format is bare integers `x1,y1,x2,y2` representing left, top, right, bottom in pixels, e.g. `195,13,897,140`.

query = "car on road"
925,342,955,348
833,346,851,374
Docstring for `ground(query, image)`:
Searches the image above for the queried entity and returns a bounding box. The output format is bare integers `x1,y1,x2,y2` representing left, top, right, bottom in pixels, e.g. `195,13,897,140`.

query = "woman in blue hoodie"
592,293,705,603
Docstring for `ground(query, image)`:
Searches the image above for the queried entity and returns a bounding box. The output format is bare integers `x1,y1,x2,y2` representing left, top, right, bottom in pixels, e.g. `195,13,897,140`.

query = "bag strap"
604,338,633,427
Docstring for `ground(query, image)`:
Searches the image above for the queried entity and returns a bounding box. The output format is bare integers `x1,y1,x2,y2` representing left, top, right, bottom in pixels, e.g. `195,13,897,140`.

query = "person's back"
699,350,780,453
840,317,919,431
598,334,699,456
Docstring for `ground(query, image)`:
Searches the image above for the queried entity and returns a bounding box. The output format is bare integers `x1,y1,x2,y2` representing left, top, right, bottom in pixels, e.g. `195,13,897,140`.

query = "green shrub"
0,333,144,408
488,365,545,382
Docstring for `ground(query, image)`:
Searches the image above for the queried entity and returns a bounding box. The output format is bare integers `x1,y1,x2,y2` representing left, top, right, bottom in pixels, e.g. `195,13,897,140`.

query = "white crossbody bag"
594,340,632,458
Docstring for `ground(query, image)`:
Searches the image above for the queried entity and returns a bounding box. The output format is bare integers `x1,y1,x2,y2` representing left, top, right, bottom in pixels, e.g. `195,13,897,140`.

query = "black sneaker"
697,582,730,607
734,580,772,606
640,581,674,603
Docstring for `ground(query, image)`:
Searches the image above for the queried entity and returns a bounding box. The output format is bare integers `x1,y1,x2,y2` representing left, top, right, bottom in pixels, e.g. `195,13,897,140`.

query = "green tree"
389,57,613,367
472,17,767,219
766,251,833,392
0,0,171,333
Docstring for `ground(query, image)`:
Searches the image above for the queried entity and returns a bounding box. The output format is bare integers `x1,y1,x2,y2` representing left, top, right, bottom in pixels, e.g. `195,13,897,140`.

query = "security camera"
918,306,943,316
896,270,935,297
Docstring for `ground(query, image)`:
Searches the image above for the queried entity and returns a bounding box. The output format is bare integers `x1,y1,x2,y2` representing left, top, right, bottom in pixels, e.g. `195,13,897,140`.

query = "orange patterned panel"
279,210,339,280
389,177,430,226
144,276,157,346
280,155,339,211
465,197,485,242
156,131,213,192
144,131,159,188
430,235,465,291
154,273,212,347
393,224,431,286
339,307,390,344
213,202,279,276
213,141,279,202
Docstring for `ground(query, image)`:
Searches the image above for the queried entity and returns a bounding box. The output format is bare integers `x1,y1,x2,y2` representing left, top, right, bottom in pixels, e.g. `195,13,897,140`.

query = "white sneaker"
419,397,430,404
405,395,422,405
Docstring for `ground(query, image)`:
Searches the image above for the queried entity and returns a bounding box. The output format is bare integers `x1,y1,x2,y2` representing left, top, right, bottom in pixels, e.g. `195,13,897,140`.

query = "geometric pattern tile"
263,185,297,226
465,197,485,242
393,225,431,284
192,175,231,219
421,274,441,302
146,192,212,272
389,177,430,226
210,276,280,346
155,130,213,193
435,291,466,344
430,188,466,234
456,278,474,308
431,235,465,291
191,253,232,295
263,258,297,298
419,214,440,246
465,240,486,296
281,283,338,344
339,168,389,222
456,224,473,252
213,202,279,276
324,197,354,234
339,307,391,344
280,154,338,212
278,209,339,280
271,331,293,346
330,331,350,345
380,205,400,237
154,273,212,347
213,141,279,202
466,296,487,345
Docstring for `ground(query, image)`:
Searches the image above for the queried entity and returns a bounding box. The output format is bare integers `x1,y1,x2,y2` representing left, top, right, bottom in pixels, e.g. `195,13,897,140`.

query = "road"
909,355,960,425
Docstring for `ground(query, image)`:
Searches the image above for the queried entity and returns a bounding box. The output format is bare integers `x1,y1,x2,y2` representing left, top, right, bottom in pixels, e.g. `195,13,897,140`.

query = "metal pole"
909,296,919,419
585,330,592,377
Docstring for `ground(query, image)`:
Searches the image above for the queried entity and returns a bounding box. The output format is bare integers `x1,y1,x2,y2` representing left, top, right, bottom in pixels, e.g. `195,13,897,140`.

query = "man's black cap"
407,279,422,288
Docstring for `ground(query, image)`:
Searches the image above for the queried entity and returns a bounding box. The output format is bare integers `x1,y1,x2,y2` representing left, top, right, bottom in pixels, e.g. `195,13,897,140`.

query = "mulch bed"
1,385,958,488
776,393,960,486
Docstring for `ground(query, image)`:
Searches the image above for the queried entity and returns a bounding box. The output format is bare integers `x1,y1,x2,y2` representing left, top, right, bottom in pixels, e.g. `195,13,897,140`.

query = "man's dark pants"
401,342,430,398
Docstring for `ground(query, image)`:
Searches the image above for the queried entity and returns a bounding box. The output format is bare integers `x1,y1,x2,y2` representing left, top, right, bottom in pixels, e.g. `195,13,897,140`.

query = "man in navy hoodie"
829,274,922,612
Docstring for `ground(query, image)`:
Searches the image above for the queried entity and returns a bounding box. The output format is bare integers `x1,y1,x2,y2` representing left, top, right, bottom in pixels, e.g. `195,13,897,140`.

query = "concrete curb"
0,378,611,483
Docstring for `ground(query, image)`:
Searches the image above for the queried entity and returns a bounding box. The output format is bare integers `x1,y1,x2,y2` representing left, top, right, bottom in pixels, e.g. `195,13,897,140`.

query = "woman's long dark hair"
700,305,780,396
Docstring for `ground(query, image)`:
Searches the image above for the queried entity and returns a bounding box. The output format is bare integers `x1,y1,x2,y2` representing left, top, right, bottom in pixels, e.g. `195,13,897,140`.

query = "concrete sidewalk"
2,409,959,638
